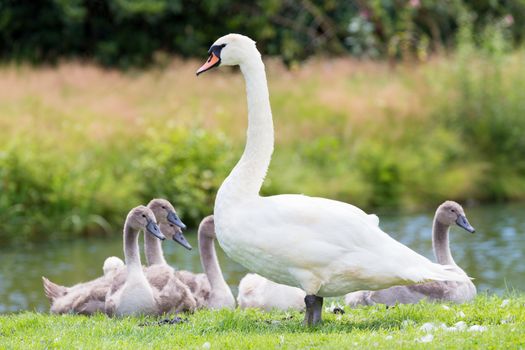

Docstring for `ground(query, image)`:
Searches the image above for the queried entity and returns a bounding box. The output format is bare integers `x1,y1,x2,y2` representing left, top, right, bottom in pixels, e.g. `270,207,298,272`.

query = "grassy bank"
1,295,523,349
2,47,525,244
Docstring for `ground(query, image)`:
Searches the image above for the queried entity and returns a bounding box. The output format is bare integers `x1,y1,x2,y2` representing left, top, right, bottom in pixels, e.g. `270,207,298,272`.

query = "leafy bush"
1,1,524,66
0,144,138,245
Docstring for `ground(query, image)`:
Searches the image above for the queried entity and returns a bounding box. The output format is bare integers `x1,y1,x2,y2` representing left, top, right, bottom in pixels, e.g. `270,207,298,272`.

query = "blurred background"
0,0,524,312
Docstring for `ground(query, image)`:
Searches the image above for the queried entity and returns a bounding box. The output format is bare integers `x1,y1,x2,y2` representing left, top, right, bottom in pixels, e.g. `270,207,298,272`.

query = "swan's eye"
161,206,166,209
451,209,455,213
169,224,174,227
142,214,146,218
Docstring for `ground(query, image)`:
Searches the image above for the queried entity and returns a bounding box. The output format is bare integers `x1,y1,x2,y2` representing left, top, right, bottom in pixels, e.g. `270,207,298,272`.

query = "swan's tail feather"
406,263,469,284
42,277,67,302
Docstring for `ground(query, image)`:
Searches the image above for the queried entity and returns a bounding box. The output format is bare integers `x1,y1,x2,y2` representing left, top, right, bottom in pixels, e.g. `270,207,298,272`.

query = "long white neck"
144,229,167,266
432,220,456,266
217,56,274,204
123,222,144,274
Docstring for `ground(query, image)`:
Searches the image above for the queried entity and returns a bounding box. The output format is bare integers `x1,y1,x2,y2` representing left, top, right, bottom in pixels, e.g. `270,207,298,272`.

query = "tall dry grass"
1,50,524,244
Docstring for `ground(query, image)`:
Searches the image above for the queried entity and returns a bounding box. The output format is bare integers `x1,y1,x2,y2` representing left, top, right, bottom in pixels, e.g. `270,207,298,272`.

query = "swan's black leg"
304,295,323,326
304,295,314,325
312,295,323,324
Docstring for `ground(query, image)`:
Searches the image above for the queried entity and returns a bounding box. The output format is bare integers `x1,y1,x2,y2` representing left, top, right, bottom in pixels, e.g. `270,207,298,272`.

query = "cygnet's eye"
162,206,166,209
142,214,146,218
451,209,456,213
169,224,174,227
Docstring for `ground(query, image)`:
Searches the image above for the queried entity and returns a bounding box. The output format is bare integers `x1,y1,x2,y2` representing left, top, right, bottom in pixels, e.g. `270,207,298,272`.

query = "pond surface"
1,202,524,313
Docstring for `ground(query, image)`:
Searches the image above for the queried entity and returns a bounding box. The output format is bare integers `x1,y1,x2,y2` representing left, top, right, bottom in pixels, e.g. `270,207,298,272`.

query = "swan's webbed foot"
303,295,323,326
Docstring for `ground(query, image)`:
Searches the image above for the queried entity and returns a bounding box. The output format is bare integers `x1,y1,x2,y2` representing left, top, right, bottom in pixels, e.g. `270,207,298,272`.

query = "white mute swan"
345,201,476,306
197,33,468,325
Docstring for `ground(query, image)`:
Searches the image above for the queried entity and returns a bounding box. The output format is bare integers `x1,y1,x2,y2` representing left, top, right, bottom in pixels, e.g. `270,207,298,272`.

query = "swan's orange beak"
196,52,220,76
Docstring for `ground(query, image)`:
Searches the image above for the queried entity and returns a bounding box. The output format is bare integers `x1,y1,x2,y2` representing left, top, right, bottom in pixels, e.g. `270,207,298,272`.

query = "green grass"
1,295,524,349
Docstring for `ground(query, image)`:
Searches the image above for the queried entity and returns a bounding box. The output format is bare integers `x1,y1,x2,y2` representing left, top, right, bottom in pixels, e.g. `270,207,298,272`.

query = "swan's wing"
145,265,173,290
367,214,380,226
174,270,210,307
77,300,106,315
156,273,198,313
227,194,466,290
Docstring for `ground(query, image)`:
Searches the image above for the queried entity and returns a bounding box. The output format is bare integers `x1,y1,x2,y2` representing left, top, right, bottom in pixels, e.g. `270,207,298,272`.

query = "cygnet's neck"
216,55,274,206
432,219,456,266
199,225,230,293
123,222,143,273
144,229,167,266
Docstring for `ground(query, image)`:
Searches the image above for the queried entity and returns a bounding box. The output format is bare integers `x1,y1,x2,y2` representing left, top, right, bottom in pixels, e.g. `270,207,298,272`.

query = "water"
1,202,524,313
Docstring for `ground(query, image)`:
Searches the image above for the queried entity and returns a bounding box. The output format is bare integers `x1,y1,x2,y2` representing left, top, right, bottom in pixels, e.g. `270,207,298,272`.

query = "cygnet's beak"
167,210,187,230
196,52,220,76
172,230,192,250
146,220,166,240
456,214,475,233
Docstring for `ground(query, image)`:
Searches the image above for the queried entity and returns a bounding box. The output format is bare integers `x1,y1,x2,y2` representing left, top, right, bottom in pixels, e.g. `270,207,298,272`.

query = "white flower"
202,342,211,349
501,299,510,308
454,321,467,330
385,335,393,340
468,325,487,332
410,0,421,8
504,15,514,26
420,322,435,332
457,311,466,318
417,334,434,343
441,305,450,310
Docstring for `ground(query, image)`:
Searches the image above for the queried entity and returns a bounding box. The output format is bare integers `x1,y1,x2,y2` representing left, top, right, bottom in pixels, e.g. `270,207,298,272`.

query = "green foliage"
1,1,525,67
0,129,237,245
1,295,524,349
0,143,138,245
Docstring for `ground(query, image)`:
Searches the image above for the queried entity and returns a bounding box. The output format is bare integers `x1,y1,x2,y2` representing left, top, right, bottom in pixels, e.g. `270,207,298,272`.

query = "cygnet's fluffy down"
237,273,305,311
